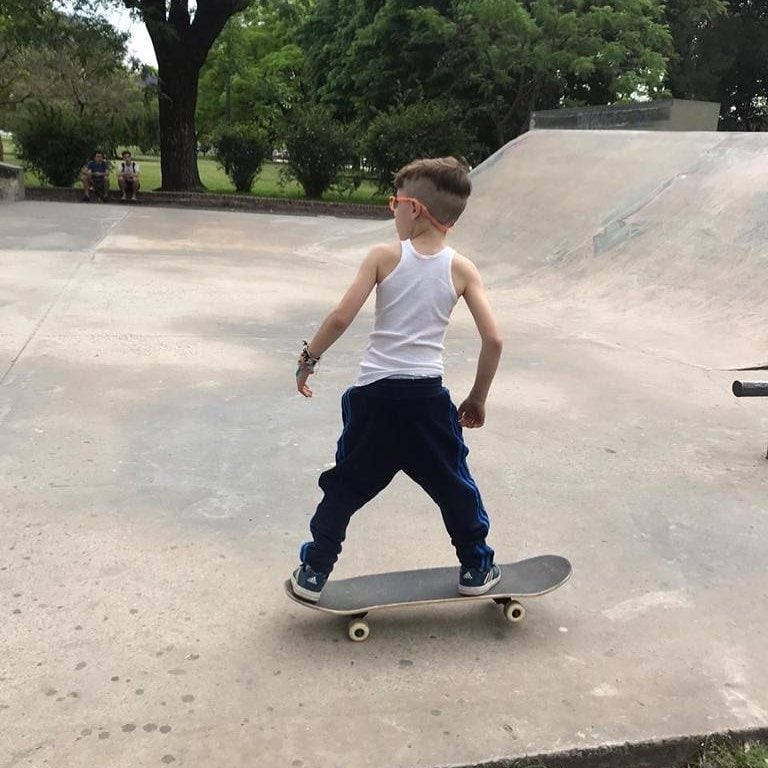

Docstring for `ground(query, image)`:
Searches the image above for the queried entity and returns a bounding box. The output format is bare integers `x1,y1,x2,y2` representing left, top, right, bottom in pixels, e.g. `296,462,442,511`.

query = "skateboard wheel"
503,600,525,623
348,619,370,642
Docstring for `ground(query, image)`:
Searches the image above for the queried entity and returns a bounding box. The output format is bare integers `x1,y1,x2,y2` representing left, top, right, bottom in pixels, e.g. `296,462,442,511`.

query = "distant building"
530,99,720,132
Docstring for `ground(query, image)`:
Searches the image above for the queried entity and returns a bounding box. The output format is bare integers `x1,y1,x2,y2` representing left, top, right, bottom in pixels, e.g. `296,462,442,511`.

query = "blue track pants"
300,377,495,575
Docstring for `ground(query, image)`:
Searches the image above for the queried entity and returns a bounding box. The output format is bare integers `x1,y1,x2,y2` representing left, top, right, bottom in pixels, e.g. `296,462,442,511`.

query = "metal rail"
732,381,768,458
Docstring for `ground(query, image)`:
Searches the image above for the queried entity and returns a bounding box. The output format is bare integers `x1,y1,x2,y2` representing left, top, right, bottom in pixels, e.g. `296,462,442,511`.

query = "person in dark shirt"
80,151,110,202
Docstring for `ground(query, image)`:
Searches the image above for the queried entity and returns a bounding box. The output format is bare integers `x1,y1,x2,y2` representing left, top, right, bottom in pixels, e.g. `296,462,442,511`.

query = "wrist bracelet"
298,340,321,373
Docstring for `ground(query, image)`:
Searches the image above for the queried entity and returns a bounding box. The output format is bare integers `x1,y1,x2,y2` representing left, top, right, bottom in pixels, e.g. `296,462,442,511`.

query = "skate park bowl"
453,130,768,372
1,129,767,768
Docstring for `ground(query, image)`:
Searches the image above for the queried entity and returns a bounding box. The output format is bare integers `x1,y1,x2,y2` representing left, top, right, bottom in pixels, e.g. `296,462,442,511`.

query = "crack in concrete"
1,260,83,386
1,211,127,386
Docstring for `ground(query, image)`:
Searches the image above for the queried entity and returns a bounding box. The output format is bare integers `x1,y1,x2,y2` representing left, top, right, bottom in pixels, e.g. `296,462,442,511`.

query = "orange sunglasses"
388,195,452,234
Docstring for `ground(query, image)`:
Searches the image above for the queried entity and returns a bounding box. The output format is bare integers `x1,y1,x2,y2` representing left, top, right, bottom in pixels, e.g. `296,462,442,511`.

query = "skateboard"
284,554,571,641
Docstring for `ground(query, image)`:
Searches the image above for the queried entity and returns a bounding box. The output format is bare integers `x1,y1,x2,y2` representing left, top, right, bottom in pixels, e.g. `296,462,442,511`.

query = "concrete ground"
2,131,767,768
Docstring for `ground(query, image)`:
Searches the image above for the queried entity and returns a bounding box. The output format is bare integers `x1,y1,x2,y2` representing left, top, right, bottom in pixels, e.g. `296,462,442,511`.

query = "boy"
291,157,503,602
117,150,140,201
81,151,110,202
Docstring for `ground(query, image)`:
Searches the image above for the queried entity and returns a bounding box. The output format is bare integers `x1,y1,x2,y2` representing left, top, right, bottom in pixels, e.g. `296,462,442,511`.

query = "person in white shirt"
117,150,140,201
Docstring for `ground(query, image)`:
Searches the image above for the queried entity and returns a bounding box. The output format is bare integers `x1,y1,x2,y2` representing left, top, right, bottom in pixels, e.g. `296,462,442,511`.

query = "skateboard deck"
284,554,571,641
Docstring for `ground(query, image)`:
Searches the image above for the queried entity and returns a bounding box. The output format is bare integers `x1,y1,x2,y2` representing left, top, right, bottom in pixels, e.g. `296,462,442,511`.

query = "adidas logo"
462,571,473,580
307,575,317,585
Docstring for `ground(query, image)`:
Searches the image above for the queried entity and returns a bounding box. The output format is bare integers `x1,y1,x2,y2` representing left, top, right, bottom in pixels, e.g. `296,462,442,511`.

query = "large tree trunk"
156,55,204,190
139,0,250,192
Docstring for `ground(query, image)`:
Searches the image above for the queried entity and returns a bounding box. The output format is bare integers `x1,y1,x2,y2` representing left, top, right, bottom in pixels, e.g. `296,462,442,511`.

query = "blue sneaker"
459,564,502,596
291,564,328,602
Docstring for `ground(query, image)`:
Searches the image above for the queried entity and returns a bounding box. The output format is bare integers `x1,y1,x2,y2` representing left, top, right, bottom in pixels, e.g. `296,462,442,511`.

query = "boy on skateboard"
291,157,503,602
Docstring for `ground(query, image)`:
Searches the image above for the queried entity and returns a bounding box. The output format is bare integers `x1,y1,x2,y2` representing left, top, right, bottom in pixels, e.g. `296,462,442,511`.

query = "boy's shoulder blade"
451,251,482,297
452,250,480,276
368,241,401,258
369,241,402,283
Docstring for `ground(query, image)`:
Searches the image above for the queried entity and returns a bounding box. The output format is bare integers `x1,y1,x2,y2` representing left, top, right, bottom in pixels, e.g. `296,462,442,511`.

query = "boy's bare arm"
456,258,503,427
296,245,388,397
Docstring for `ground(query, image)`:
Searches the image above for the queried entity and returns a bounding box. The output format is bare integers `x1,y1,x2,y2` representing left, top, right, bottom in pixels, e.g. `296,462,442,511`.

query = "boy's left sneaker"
291,564,328,602
458,564,502,596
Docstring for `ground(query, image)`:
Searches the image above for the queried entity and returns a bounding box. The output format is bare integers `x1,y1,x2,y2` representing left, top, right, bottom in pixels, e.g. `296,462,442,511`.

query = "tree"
447,0,548,151
711,0,768,130
197,4,308,143
664,0,726,99
666,0,768,130
1,6,146,163
0,0,56,159
120,0,252,190
301,0,673,157
299,0,370,123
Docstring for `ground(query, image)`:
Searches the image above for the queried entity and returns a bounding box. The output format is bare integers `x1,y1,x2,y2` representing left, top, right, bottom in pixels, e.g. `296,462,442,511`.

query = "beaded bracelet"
296,340,321,376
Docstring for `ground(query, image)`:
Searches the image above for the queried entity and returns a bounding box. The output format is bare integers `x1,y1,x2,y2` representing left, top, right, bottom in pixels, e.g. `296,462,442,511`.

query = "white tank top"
356,239,458,386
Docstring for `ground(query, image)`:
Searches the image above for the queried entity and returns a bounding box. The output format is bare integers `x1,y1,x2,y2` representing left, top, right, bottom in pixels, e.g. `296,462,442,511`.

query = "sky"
106,6,157,67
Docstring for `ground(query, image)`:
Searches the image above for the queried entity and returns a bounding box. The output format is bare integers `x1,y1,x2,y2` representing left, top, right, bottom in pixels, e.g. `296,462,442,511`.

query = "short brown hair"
394,157,471,227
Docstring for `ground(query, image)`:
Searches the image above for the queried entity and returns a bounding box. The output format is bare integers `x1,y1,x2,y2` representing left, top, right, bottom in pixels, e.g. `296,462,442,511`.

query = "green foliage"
669,0,768,130
446,0,672,150
125,104,161,155
1,8,145,153
345,3,457,124
0,0,54,45
363,101,473,192
557,0,673,104
14,104,105,186
123,65,161,154
300,0,457,125
197,7,308,143
214,121,271,192
664,0,727,98
282,104,354,199
301,0,674,154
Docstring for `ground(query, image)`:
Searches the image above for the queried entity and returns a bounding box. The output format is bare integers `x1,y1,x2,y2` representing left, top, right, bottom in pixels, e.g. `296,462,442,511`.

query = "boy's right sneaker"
458,564,502,596
290,564,328,602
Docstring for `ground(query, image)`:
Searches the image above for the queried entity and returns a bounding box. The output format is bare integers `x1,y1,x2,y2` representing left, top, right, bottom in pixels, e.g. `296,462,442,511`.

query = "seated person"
81,151,110,201
117,150,141,201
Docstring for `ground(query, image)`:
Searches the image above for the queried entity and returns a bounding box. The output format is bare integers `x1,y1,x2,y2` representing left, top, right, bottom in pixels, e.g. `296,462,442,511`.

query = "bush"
283,104,355,199
14,105,107,187
214,122,271,193
363,101,473,192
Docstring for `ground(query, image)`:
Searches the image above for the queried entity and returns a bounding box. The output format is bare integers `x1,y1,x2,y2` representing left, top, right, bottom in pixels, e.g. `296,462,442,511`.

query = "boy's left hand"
458,398,485,428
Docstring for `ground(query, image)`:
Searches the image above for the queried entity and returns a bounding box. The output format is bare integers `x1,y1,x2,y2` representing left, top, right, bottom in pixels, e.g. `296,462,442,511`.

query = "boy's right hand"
296,360,314,398
458,398,485,428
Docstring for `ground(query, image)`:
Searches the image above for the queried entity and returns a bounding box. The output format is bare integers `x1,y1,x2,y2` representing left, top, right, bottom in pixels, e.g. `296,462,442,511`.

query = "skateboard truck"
343,598,526,642
732,381,768,459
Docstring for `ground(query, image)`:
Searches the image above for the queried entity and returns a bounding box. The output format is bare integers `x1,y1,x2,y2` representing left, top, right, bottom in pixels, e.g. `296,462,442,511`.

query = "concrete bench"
0,162,25,203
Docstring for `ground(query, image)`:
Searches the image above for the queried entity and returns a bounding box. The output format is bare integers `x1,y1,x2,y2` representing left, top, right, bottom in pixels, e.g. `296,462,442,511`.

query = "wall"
0,163,25,203
530,99,721,132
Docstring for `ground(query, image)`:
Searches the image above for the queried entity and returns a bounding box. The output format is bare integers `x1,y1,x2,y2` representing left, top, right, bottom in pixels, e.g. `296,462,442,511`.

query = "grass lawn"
1,138,387,205
688,740,768,768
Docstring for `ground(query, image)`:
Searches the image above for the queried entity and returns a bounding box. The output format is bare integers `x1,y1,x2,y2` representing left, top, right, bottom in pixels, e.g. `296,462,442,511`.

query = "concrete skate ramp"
452,130,768,370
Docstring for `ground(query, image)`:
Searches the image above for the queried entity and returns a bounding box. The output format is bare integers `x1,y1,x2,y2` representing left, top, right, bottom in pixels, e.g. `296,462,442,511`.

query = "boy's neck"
409,227,447,255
